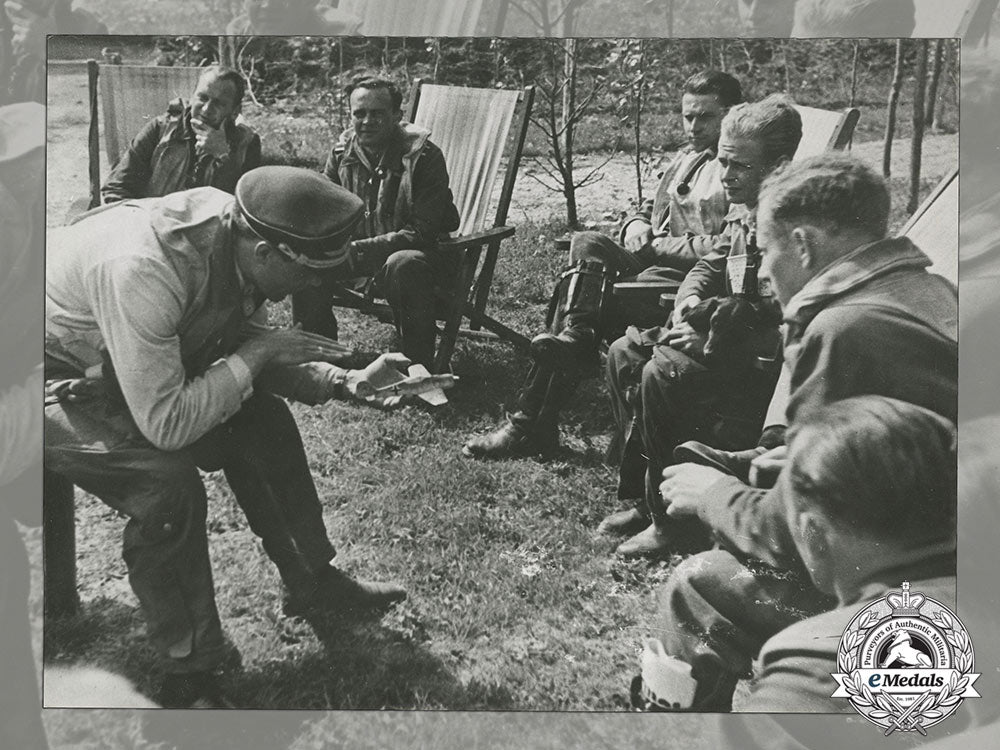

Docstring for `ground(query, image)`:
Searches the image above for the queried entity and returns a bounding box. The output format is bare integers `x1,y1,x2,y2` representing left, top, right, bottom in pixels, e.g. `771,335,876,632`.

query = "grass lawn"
37,57,957,745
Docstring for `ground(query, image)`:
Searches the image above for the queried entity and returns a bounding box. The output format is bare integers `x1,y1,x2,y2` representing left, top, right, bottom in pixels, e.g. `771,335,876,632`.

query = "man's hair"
345,77,403,111
787,396,956,544
759,152,891,239
720,94,801,166
198,66,246,108
683,70,743,108
794,0,915,37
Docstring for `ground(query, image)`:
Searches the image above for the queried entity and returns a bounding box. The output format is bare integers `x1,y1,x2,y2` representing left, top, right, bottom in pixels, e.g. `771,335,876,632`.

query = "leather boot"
461,364,567,460
530,259,614,372
283,566,406,619
596,506,650,537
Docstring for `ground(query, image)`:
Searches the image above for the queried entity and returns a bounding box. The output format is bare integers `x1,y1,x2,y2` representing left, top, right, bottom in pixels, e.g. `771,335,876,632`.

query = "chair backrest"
913,0,986,36
98,64,204,166
901,167,958,284
406,81,533,237
793,105,860,161
339,0,485,35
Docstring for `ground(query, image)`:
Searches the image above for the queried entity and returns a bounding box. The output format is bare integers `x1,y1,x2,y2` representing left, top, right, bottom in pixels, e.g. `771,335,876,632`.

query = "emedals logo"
832,582,980,735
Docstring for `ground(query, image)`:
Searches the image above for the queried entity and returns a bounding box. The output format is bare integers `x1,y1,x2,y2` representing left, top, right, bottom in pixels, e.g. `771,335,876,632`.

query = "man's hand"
345,353,458,407
672,294,701,326
661,463,727,518
663,321,706,356
237,326,352,374
192,117,230,160
623,220,653,253
749,445,787,488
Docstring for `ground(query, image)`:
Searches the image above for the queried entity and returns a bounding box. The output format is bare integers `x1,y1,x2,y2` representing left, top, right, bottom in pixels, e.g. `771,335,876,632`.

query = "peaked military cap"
235,166,363,269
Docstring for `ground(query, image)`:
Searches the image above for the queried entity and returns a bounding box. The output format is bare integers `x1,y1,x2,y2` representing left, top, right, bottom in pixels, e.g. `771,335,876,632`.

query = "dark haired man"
101,66,261,203
292,77,460,367
463,69,743,461
45,166,455,707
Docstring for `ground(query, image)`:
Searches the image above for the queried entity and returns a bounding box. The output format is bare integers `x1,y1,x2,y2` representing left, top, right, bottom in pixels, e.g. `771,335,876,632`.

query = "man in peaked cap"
44,166,455,708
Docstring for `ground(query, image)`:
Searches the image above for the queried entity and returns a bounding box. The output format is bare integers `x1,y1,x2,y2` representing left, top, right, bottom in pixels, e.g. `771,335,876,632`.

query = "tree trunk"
934,42,951,131
908,40,928,214
924,39,944,131
634,42,645,205
849,41,860,108
882,39,905,179
562,38,578,228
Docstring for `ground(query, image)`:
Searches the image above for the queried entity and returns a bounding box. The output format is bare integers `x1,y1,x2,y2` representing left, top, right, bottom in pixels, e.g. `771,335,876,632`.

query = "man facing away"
101,65,261,204
292,77,461,369
463,69,743,461
45,166,455,707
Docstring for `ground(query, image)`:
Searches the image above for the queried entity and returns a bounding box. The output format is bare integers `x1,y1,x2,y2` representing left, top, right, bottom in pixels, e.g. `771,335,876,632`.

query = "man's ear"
790,226,816,269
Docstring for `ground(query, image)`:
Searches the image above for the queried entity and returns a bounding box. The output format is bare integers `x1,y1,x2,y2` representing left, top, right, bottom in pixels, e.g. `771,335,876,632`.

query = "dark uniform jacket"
101,102,261,203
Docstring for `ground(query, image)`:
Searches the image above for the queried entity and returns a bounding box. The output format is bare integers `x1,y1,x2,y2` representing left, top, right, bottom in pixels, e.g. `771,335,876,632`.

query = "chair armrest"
438,225,516,251
613,280,679,298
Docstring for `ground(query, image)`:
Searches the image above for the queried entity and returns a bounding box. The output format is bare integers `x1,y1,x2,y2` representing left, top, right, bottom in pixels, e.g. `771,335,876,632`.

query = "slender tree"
924,39,944,131
882,39,905,179
908,40,928,214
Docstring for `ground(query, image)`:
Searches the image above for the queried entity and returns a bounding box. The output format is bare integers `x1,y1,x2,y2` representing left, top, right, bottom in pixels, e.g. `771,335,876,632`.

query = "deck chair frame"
325,78,535,373
611,104,861,315
84,60,206,209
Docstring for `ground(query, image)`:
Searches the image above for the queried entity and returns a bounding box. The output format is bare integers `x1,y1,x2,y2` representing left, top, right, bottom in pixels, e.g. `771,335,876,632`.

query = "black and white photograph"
1,0,998,748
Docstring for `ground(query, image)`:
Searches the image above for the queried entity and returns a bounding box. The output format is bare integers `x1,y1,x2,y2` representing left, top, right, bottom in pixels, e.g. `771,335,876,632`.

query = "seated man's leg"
531,231,645,371
650,549,832,711
595,333,655,536
45,398,228,706
291,282,340,341
375,248,442,369
197,392,405,615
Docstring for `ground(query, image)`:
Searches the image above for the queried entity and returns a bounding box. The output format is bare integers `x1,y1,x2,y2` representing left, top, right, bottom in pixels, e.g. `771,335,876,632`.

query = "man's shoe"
158,671,234,709
672,441,767,483
596,507,650,537
283,566,407,619
530,328,597,372
461,418,558,460
616,523,673,559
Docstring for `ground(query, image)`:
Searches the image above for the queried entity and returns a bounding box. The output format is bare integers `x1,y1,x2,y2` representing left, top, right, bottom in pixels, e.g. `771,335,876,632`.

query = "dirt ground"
46,64,958,232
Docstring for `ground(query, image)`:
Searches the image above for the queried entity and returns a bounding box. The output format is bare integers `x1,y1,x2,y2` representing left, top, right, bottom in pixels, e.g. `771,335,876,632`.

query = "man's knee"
129,453,207,544
382,249,431,282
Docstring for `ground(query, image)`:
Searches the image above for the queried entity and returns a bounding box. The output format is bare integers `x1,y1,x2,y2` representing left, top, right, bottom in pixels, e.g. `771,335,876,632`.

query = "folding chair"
901,166,958,284
327,79,535,373
339,0,507,35
83,61,205,209
612,104,861,316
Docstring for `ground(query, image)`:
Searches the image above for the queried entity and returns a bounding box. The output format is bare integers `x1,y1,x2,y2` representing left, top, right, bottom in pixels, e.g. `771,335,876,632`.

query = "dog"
682,294,783,368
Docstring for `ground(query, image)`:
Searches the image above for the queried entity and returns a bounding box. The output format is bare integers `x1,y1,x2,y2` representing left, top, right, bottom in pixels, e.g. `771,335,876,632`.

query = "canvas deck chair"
83,61,205,210
612,104,861,316
326,79,535,373
339,0,508,35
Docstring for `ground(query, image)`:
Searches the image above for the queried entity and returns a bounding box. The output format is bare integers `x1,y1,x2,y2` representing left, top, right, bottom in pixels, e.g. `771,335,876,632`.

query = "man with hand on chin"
45,166,455,708
101,65,261,204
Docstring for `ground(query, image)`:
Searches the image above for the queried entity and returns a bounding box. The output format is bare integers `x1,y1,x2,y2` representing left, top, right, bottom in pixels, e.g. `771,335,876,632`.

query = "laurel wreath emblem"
837,608,974,727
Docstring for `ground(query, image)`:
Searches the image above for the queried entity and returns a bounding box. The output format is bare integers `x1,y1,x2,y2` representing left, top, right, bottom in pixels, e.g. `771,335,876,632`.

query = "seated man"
602,95,802,558
463,69,743,460
226,0,361,35
644,153,957,711
101,65,261,204
292,77,461,368
45,166,455,708
633,395,956,712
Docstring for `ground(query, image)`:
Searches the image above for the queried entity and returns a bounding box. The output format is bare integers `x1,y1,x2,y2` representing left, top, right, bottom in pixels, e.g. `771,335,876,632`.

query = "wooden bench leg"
43,469,79,618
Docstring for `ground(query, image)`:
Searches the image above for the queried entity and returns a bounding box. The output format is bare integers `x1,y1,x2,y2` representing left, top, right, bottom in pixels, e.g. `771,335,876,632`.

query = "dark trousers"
654,549,833,710
44,390,336,673
606,335,778,521
293,248,459,369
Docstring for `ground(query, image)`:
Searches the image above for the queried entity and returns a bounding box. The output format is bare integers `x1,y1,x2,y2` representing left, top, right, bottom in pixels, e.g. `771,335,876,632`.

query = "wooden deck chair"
338,0,505,35
84,61,205,209
327,79,535,373
612,104,861,317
